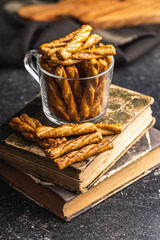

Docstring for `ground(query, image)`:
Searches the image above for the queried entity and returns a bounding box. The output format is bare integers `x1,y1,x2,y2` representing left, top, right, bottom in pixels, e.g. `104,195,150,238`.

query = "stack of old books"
0,84,160,221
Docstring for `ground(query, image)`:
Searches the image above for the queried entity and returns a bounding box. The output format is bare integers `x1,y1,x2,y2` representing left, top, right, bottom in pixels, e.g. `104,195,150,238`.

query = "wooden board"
18,0,160,29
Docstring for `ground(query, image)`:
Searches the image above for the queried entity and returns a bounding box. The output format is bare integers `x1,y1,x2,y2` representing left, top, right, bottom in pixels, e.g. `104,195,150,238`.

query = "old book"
1,128,160,221
0,85,154,192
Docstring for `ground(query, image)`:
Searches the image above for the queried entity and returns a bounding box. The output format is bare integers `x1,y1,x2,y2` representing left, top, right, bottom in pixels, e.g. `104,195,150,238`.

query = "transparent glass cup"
24,50,114,125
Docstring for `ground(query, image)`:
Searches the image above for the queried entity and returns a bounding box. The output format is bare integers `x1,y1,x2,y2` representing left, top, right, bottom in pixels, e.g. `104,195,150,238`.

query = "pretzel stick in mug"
55,65,80,121
79,58,99,118
56,25,92,61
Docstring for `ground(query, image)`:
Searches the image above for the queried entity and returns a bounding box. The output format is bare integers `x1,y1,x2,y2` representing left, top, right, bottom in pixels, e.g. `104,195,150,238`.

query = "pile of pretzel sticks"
9,114,122,169
39,25,116,122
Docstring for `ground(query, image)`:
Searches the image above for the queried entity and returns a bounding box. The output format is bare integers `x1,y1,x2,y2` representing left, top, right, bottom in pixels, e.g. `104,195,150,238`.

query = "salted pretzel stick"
46,78,70,121
49,57,82,66
79,58,99,118
57,25,92,61
82,34,102,50
12,115,67,149
54,138,114,169
35,122,97,139
39,29,78,54
9,117,35,141
39,29,82,66
71,45,116,60
55,65,80,122
65,65,83,107
95,123,122,135
89,58,108,118
98,43,113,68
43,34,102,60
46,131,103,159
20,114,67,148
9,114,67,149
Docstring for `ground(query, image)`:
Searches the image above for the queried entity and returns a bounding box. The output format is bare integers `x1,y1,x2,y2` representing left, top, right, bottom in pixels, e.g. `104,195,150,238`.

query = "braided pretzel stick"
39,40,82,67
39,29,79,54
43,33,102,61
42,35,104,67
95,123,122,135
56,25,92,61
71,44,116,60
55,65,80,122
39,28,84,65
54,138,114,169
56,33,102,61
89,57,109,118
9,114,67,149
98,42,113,68
79,58,99,118
39,59,70,121
63,123,122,136
46,76,71,121
35,122,97,138
46,131,103,159
65,64,83,108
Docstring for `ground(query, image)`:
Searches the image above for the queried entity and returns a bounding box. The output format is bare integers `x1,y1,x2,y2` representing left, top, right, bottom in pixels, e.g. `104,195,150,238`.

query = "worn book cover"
1,128,160,221
0,84,154,192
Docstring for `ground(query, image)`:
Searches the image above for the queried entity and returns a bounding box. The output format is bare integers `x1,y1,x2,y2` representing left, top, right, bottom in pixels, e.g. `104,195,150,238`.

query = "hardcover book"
1,128,160,221
0,84,154,192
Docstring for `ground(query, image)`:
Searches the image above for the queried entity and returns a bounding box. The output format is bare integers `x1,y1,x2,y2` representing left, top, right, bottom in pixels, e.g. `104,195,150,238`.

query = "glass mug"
24,50,114,125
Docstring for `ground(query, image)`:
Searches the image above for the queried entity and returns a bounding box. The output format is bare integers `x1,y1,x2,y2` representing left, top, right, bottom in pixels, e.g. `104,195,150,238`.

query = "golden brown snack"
46,77,70,121
39,29,78,54
49,57,82,66
55,65,80,122
82,34,102,49
9,114,67,149
89,58,108,118
56,25,92,61
9,116,35,139
19,114,42,129
95,123,122,135
54,138,114,169
65,64,79,79
38,25,116,121
98,58,109,73
35,122,97,138
89,100,102,118
65,65,83,107
71,45,116,60
106,56,112,67
46,131,103,159
36,137,67,149
79,58,99,118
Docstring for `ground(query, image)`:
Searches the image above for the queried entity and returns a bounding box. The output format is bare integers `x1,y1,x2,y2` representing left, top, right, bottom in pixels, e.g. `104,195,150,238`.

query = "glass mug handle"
24,50,41,83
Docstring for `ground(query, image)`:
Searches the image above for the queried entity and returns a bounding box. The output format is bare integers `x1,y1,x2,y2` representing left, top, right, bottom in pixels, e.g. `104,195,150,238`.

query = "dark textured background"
0,43,160,239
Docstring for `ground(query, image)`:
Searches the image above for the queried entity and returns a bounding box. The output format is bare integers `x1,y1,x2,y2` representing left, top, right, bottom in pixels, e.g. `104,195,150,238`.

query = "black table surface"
0,43,160,239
